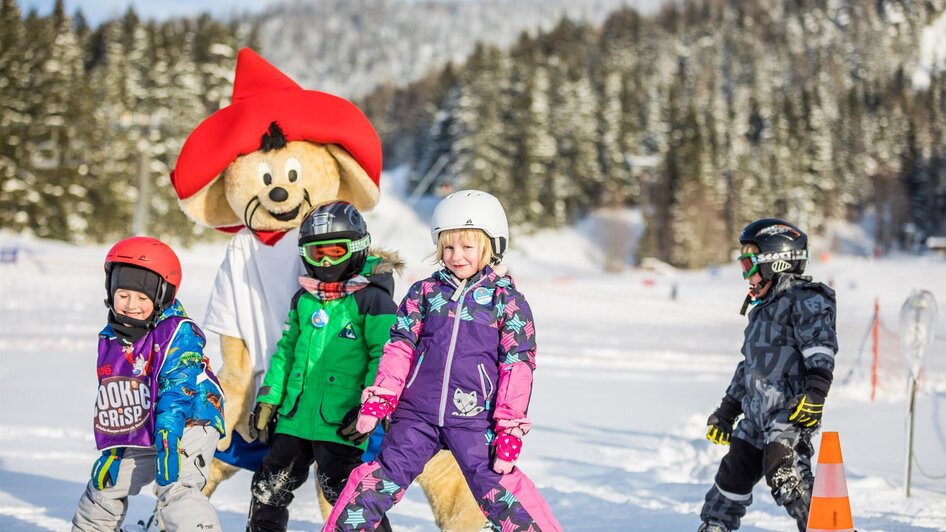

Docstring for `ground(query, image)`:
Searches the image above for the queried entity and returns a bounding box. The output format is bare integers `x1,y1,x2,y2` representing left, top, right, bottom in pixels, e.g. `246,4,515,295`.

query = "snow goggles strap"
299,236,370,267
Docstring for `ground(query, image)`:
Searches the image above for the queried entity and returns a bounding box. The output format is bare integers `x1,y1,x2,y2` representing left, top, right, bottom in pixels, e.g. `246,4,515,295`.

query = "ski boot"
698,521,729,532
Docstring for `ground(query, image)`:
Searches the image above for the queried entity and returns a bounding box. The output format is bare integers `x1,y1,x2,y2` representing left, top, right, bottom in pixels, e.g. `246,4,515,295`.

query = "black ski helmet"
738,218,809,282
298,201,371,282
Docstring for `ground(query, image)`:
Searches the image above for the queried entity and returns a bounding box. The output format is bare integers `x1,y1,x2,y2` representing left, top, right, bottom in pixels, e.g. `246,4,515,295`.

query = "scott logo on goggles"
755,250,807,263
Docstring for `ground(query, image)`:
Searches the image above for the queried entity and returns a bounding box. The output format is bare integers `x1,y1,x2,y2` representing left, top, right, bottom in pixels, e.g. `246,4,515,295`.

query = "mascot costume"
170,48,482,529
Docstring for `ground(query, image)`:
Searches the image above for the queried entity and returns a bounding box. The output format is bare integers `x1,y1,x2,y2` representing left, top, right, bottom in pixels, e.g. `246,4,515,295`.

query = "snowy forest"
2,0,946,267
364,0,946,267
0,0,251,242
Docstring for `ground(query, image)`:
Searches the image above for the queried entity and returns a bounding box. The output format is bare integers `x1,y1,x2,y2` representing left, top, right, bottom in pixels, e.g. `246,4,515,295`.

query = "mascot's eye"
285,157,301,183
258,162,273,186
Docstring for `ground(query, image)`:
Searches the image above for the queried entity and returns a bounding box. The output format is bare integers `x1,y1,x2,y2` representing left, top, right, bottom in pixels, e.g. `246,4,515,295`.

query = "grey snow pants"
72,426,220,532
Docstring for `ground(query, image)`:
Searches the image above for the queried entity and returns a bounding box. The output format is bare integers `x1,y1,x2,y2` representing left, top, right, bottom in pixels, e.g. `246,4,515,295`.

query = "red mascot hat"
170,48,382,231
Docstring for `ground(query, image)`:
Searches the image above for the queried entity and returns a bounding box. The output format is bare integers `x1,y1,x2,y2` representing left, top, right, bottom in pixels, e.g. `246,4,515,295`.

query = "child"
699,219,838,532
324,190,562,531
72,237,225,531
246,201,397,532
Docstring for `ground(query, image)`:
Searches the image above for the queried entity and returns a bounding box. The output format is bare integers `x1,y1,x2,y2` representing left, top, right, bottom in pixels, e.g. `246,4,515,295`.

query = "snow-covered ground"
1,172,944,531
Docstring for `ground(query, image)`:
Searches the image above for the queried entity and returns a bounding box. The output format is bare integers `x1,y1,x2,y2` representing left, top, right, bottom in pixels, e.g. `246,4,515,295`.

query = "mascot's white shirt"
204,228,305,388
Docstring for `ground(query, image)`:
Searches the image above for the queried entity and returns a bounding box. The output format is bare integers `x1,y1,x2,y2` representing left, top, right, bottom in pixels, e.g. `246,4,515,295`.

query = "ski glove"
337,405,390,445
788,367,832,428
248,402,277,445
706,394,742,445
155,429,181,486
355,386,398,434
492,429,524,474
91,448,124,490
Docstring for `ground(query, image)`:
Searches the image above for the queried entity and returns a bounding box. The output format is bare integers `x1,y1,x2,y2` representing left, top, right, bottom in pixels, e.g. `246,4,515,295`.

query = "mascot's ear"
327,144,380,211
179,173,241,228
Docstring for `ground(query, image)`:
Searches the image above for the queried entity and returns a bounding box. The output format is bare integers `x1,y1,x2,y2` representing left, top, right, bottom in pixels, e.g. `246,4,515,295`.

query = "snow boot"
698,521,730,532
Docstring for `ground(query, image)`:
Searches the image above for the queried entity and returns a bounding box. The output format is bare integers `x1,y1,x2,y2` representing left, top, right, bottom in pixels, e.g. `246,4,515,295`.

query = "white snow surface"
1,171,945,530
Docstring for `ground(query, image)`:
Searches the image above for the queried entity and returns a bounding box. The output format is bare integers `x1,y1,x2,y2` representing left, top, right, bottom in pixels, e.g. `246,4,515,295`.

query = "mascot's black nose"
269,187,289,202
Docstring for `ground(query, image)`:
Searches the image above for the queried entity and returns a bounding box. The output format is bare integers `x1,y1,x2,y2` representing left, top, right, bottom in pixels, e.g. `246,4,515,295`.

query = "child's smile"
442,232,484,280
113,289,155,320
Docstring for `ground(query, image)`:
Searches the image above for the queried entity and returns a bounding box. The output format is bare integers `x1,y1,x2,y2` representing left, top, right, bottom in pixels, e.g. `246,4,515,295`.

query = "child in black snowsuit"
699,219,838,532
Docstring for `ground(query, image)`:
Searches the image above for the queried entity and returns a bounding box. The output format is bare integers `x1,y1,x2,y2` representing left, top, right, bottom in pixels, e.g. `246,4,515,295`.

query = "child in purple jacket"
324,190,561,531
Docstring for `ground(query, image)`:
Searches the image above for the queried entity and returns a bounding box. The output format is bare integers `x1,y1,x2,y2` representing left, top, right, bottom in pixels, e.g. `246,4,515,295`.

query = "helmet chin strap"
740,278,773,316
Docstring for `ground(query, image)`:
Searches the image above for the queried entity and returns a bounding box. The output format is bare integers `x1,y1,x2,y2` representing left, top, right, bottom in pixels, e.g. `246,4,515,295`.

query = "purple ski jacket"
373,265,537,431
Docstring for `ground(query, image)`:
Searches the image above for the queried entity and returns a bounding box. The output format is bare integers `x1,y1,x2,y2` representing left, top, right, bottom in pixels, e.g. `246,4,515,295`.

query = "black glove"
788,367,832,428
336,405,390,445
706,394,742,445
248,402,277,444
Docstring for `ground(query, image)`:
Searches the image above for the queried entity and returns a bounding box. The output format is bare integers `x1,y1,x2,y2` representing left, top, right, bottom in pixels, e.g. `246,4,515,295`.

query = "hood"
362,248,405,296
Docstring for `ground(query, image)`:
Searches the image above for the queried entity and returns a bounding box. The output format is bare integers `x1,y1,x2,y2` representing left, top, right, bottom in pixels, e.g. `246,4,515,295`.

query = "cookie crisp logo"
94,376,152,435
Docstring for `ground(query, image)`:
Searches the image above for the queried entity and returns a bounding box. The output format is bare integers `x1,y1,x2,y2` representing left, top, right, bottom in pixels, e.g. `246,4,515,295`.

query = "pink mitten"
355,412,380,434
356,388,399,433
492,432,523,474
361,385,396,404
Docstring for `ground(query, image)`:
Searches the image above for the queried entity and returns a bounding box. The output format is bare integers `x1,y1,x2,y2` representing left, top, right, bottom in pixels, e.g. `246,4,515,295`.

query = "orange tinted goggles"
299,236,370,266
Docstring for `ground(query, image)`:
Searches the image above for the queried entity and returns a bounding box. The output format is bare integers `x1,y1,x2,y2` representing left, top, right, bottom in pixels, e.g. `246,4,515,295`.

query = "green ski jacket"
257,252,400,448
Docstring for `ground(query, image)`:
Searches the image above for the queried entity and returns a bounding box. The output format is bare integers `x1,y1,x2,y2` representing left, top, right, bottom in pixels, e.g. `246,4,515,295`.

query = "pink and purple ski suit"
324,266,561,531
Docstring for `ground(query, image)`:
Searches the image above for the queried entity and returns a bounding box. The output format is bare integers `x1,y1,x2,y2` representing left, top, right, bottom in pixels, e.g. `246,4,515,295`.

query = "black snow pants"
247,433,392,532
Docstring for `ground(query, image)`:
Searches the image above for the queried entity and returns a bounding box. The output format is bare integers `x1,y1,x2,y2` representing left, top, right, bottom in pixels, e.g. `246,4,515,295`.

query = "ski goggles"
737,249,808,279
299,236,370,267
737,253,760,279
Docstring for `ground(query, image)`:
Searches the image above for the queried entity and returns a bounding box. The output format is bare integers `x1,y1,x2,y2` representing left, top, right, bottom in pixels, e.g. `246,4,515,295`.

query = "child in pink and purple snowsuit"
324,190,561,531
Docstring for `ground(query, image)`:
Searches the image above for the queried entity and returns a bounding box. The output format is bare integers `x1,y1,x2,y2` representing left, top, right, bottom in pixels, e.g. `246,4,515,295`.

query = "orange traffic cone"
807,432,855,532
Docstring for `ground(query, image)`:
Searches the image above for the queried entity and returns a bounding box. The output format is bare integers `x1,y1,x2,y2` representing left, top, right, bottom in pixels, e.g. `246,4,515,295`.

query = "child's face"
442,232,486,280
747,272,772,298
112,289,155,320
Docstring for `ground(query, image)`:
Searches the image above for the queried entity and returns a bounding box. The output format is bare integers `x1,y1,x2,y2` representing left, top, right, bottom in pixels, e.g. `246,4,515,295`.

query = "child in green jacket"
246,201,397,532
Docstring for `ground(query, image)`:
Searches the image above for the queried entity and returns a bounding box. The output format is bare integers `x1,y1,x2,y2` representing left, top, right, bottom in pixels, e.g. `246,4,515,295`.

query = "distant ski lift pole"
899,289,938,497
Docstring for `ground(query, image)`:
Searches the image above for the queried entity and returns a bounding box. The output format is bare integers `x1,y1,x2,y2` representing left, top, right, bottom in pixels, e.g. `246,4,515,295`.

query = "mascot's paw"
417,451,485,531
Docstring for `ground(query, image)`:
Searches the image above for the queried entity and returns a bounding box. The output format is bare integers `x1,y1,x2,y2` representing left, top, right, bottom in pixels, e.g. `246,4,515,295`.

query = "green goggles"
737,253,760,279
299,236,370,267
737,249,808,279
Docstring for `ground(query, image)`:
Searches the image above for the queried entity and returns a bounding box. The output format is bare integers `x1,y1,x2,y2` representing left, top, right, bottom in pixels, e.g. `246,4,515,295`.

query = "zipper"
406,351,426,389
289,299,329,417
438,276,488,425
477,363,494,410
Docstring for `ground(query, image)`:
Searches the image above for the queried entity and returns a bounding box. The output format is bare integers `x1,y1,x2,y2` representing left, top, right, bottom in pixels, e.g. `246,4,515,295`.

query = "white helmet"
431,189,509,260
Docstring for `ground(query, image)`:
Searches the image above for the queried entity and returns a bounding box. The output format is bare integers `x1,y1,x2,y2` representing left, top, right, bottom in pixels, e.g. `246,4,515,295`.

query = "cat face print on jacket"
451,388,485,417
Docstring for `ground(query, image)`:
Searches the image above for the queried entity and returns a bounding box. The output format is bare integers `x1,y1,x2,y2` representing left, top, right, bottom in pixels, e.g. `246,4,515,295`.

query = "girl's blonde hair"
434,228,492,269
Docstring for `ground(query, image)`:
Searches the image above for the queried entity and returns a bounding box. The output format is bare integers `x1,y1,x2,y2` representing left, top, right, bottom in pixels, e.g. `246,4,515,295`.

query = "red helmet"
104,237,182,300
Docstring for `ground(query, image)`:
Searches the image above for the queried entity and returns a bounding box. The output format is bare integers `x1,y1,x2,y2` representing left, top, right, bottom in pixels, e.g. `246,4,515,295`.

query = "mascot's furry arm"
215,335,254,450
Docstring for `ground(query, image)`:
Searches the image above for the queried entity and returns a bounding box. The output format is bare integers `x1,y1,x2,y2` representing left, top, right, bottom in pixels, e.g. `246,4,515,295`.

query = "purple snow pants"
324,416,561,531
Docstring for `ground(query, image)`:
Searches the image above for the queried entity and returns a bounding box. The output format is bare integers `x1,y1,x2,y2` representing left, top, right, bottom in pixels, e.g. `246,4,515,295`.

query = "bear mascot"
169,48,482,529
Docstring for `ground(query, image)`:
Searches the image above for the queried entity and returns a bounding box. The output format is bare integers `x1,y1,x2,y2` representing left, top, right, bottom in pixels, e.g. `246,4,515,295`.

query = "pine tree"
0,0,28,231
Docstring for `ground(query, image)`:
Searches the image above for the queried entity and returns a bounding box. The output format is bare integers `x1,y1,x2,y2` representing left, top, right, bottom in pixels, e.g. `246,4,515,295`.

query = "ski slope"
1,171,944,531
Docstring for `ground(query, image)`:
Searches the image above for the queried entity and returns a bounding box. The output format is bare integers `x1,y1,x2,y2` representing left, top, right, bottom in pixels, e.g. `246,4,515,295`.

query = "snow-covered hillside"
1,172,945,530
252,0,666,98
